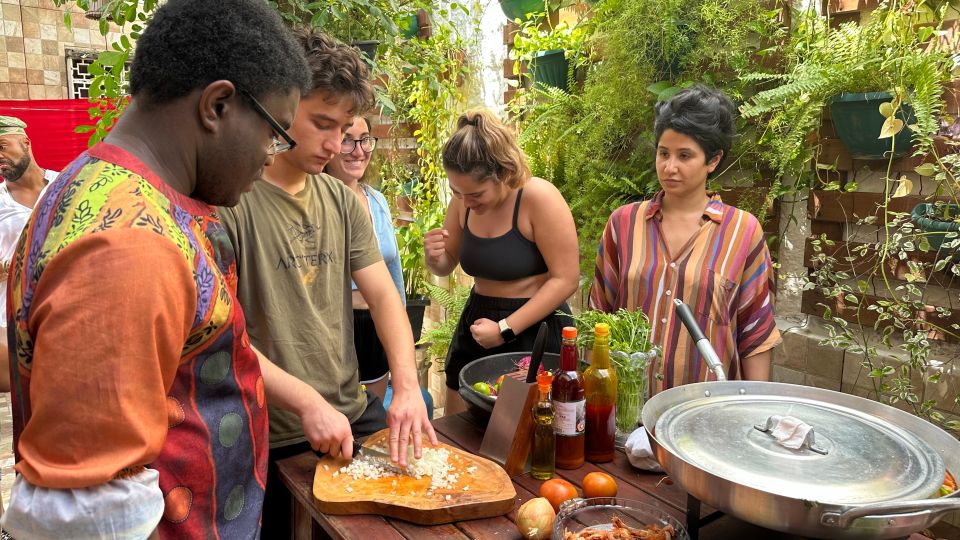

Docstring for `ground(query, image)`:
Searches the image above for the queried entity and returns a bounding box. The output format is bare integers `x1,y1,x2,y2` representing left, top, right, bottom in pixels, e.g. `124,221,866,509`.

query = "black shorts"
444,290,572,390
354,308,389,384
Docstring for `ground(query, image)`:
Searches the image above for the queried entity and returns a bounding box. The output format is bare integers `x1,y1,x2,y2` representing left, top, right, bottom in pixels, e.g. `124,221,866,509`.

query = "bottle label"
553,399,585,436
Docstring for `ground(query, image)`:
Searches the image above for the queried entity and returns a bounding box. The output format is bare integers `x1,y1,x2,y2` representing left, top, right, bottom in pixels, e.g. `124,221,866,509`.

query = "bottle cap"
537,370,554,390
594,322,610,336
562,326,577,339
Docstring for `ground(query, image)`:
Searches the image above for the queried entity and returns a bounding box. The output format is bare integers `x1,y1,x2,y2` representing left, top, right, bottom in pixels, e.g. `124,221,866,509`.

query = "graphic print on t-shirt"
275,221,336,273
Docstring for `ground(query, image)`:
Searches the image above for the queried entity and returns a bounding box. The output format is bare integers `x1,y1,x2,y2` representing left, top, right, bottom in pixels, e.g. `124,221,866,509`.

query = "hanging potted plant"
741,2,953,174
500,0,548,21
512,17,586,92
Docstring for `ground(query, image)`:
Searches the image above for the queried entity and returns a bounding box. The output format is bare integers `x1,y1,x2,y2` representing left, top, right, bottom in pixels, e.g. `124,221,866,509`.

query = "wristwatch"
498,318,517,343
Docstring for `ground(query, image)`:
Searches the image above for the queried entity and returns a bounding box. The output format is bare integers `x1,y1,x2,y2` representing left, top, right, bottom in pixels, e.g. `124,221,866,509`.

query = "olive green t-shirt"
219,173,381,448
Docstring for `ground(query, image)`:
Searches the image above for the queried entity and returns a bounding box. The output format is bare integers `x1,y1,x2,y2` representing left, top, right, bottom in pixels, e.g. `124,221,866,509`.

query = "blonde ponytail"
441,109,531,189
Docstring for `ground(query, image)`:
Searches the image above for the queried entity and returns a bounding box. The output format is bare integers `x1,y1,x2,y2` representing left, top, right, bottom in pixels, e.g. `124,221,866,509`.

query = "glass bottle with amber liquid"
531,370,555,480
585,323,617,463
552,326,585,469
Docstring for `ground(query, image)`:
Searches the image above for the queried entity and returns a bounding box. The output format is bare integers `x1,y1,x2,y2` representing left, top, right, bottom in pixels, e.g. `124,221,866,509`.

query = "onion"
516,497,556,540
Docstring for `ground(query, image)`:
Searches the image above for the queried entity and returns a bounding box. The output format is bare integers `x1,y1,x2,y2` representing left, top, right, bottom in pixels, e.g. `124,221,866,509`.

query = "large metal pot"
641,380,960,539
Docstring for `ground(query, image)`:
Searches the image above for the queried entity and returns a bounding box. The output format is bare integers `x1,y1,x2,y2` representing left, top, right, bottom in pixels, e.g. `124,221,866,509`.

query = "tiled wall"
0,0,122,100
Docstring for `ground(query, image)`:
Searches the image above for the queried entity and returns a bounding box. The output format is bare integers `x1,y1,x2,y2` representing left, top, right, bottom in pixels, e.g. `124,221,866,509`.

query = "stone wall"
0,0,122,100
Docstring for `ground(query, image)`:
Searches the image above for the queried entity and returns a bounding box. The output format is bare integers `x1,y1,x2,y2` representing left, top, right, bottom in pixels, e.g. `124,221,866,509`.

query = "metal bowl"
552,497,690,540
457,351,560,425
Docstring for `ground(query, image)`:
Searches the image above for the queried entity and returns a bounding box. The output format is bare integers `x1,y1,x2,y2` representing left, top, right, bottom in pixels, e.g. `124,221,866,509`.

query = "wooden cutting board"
313,429,517,525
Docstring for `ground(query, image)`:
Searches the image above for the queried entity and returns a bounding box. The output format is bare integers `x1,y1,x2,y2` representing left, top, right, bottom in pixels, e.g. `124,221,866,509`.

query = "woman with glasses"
589,85,780,395
424,109,579,414
324,116,401,402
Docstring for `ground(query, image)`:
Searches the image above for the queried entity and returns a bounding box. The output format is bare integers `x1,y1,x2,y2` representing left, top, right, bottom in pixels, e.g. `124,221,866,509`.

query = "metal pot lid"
654,393,946,505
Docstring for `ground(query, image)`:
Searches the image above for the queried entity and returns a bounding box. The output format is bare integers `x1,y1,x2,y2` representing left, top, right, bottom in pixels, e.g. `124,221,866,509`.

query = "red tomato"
538,478,579,512
582,471,618,498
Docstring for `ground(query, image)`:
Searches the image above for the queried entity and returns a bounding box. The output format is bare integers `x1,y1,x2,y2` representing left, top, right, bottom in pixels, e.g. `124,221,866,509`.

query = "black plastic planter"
351,40,380,61
406,296,430,343
912,203,960,253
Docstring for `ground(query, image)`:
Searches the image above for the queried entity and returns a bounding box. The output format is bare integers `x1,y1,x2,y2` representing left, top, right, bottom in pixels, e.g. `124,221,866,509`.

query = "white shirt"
0,169,55,326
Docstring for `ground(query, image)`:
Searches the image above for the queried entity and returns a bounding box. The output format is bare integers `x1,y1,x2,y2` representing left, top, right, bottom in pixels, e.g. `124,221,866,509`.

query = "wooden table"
276,412,960,540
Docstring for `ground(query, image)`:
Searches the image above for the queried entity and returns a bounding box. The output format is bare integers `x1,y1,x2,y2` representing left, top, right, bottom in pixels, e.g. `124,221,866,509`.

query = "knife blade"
525,322,549,383
352,439,392,461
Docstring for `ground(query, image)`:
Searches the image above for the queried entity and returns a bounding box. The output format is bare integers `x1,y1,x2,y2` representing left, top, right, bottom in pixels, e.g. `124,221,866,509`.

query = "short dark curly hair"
291,28,375,115
654,84,736,171
129,0,310,105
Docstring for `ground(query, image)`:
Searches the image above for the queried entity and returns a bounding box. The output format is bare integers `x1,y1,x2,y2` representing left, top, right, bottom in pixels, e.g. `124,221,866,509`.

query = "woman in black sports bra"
424,109,579,415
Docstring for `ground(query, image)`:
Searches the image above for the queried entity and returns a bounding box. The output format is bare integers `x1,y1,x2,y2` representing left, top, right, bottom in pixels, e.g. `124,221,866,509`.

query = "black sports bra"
459,189,549,281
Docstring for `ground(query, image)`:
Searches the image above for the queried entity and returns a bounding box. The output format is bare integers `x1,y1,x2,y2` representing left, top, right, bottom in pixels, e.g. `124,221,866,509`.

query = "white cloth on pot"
625,428,664,472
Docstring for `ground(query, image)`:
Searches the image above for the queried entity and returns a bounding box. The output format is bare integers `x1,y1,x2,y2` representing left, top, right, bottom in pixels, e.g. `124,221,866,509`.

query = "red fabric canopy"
0,99,97,172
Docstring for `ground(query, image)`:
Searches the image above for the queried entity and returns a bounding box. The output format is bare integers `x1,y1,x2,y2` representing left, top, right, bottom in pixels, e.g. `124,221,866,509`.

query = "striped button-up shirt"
589,191,780,392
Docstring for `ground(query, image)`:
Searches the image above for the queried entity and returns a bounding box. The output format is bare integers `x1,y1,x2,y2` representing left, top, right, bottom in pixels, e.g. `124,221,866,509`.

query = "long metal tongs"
673,298,727,382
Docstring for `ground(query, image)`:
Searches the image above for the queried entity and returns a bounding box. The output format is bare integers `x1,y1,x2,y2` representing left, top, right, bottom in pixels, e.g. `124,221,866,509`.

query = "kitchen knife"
525,322,549,383
673,298,727,381
352,439,392,461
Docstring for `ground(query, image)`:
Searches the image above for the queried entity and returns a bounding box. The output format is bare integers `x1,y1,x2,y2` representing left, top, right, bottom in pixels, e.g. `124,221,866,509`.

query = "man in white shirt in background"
0,114,53,526
0,115,54,392
0,115,54,278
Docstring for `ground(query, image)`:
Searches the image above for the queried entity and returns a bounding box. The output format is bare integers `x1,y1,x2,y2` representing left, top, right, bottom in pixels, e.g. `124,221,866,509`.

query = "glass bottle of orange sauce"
585,323,617,463
552,326,584,469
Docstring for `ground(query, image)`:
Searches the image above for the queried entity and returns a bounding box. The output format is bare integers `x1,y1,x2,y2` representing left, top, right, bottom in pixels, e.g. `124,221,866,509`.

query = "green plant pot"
399,14,419,39
912,203,960,252
530,49,569,92
499,0,544,21
829,92,916,159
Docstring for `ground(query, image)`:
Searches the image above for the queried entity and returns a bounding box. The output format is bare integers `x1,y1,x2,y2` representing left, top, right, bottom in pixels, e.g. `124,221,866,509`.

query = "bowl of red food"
554,497,689,540
458,351,560,425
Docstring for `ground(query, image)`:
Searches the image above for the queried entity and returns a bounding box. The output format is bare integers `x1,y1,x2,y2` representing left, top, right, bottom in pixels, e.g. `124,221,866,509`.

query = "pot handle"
821,497,960,528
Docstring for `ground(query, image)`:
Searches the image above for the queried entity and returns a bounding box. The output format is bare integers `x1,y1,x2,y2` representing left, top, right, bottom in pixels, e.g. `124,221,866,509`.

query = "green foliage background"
513,0,785,276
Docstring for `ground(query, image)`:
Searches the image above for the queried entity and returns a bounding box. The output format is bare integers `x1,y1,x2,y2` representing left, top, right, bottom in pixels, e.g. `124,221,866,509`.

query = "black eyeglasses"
340,136,378,154
237,88,297,155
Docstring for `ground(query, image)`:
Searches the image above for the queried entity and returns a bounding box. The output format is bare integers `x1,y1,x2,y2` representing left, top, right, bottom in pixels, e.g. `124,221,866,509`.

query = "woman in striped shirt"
590,85,780,393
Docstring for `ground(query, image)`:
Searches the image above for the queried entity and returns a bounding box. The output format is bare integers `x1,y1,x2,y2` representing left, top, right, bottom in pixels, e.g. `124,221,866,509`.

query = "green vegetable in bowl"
472,381,493,396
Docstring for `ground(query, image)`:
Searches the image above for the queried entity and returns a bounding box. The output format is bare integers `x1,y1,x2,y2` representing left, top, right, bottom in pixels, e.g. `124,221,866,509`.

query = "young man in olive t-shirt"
217,28,436,537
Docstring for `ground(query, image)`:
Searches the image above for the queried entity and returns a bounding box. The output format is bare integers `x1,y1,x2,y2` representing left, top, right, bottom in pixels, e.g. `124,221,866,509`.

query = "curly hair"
129,0,310,105
654,84,737,170
441,109,531,189
291,28,376,116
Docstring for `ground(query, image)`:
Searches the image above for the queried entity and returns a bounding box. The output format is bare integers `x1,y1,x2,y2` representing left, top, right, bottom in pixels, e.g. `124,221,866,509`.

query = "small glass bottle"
585,323,617,463
531,370,556,480
552,326,585,469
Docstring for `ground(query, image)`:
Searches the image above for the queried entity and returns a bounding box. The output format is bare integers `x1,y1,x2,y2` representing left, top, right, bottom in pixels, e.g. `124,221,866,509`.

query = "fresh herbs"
567,308,653,353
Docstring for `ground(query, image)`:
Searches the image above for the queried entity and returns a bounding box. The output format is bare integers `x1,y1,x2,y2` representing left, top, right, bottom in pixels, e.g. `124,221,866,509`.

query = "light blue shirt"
352,184,405,305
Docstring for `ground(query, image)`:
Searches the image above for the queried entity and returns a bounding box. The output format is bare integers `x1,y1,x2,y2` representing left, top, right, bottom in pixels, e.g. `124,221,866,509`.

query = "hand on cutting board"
301,394,354,459
386,384,438,467
471,318,504,349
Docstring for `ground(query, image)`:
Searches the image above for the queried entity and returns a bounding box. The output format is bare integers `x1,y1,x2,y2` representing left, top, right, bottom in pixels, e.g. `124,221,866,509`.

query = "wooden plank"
801,289,960,342
277,452,405,540
391,521,470,539
825,0,879,14
808,191,953,223
810,221,845,240
802,238,960,288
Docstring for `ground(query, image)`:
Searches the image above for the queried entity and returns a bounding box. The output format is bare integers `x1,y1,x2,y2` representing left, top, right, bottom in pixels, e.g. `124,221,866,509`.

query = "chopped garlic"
445,495,451,501
463,486,469,491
